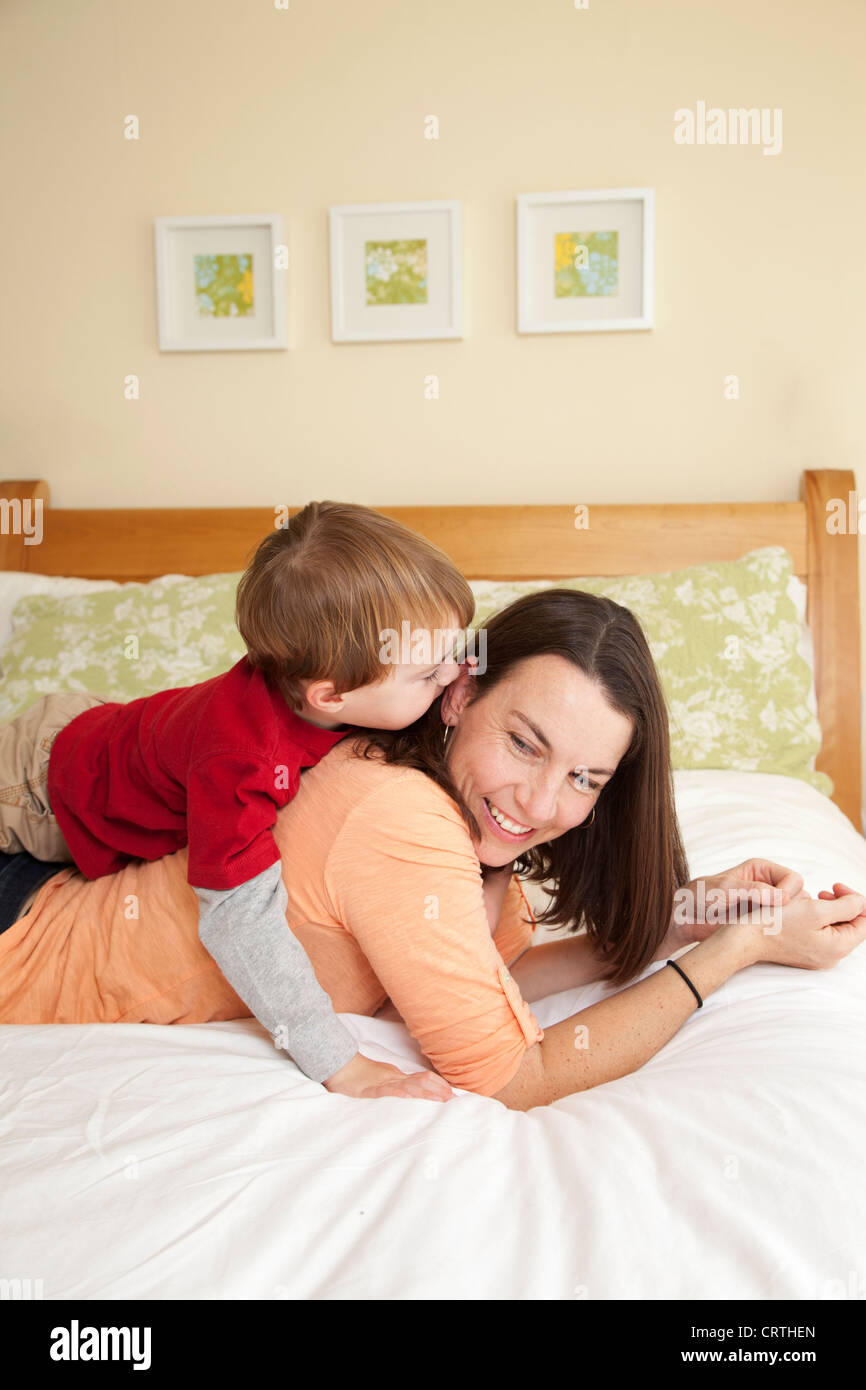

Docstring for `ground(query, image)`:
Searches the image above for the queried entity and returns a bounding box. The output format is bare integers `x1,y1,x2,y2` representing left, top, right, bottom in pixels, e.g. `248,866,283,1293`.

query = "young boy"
0,501,475,1101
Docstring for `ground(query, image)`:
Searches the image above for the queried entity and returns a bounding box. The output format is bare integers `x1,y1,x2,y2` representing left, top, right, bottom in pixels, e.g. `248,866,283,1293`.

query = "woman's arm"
506,858,809,1002
326,779,545,1097
484,866,610,998
507,933,611,1000
494,886,866,1110
481,863,513,934
507,857,813,1002
495,923,751,1109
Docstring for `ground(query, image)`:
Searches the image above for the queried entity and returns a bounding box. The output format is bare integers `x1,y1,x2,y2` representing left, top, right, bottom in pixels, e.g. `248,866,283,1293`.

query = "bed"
0,469,864,1301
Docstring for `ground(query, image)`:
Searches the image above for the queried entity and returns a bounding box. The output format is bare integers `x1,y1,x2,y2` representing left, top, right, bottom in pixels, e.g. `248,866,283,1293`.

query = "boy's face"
339,654,461,729
300,616,466,730
340,619,464,730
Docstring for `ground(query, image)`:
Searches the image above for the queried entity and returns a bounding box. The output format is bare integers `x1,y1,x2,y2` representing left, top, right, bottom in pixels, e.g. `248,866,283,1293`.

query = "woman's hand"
742,881,866,969
656,858,806,959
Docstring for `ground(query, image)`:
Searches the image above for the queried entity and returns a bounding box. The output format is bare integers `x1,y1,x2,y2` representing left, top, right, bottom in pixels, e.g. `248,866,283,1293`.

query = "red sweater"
47,657,348,890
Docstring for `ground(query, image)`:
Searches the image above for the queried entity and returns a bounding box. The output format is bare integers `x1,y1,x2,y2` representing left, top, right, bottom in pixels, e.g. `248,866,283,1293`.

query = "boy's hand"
322,1051,453,1101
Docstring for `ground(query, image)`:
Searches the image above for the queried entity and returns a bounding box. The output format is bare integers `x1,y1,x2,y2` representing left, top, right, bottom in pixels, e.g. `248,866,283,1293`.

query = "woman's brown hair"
357,587,690,987
235,501,475,710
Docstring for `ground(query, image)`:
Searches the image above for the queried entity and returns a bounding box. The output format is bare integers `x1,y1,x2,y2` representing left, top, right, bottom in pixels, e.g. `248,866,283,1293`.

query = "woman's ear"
440,667,475,725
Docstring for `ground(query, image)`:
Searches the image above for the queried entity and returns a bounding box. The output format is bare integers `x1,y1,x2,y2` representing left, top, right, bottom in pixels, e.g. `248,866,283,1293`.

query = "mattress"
1,769,864,1300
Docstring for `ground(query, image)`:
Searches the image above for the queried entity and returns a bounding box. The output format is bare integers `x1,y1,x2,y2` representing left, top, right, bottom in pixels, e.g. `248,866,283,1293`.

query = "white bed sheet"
1,769,865,1301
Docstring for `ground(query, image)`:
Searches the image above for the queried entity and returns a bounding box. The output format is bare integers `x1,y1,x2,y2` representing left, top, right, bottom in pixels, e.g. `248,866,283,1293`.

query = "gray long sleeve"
195,860,358,1083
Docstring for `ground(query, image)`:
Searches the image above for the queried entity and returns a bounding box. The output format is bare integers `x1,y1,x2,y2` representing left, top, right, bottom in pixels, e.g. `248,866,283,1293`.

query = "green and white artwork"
554,230,618,297
365,239,428,304
195,253,254,316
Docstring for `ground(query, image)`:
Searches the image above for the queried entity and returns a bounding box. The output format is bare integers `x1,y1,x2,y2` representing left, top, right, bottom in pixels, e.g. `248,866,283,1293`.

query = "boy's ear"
303,678,346,714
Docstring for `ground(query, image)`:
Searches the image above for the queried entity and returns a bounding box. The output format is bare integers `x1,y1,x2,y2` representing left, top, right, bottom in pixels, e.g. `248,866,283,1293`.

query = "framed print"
517,188,654,333
329,200,462,342
154,214,287,351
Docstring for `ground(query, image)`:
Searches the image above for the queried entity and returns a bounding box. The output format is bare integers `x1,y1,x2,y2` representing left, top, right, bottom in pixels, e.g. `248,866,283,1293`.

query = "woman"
1,589,863,1108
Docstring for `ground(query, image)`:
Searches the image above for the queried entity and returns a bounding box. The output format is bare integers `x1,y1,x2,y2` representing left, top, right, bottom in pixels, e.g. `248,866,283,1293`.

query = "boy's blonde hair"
235,500,475,710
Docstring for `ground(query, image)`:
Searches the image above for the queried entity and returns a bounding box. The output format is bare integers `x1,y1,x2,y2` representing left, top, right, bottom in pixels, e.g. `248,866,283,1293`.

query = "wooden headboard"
0,470,860,831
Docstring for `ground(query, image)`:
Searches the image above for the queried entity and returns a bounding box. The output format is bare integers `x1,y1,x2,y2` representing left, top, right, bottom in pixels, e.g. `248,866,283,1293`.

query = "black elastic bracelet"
666,958,703,1008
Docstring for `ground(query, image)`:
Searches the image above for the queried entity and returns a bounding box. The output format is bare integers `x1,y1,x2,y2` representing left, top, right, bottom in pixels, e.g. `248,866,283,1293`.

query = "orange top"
0,740,544,1096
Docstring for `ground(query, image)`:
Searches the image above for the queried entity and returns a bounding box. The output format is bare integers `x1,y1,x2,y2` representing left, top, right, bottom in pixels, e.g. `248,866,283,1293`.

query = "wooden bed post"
0,479,50,572
802,469,861,831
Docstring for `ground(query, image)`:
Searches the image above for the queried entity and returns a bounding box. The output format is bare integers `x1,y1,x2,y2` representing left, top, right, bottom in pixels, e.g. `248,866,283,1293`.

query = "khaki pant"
0,692,107,861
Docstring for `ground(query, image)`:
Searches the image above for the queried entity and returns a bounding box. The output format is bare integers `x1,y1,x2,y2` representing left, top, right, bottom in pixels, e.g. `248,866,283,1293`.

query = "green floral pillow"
469,547,830,795
0,572,246,723
0,548,829,796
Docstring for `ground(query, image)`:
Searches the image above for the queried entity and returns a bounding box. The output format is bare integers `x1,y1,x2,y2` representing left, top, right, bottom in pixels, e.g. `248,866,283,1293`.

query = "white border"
154,214,287,351
329,200,462,342
517,188,654,334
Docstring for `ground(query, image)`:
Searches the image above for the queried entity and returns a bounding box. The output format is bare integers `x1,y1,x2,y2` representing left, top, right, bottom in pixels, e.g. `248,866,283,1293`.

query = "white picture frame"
517,188,654,333
154,214,287,351
329,200,462,342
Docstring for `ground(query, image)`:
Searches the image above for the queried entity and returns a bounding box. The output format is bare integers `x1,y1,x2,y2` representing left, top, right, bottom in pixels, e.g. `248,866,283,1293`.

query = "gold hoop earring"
442,723,453,748
578,806,595,828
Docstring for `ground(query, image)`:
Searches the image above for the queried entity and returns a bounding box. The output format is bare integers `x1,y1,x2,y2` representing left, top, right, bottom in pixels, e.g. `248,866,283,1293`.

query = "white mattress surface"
1,770,865,1300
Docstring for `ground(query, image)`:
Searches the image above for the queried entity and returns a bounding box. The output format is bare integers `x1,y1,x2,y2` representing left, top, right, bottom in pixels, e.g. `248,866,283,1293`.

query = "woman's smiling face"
440,653,634,867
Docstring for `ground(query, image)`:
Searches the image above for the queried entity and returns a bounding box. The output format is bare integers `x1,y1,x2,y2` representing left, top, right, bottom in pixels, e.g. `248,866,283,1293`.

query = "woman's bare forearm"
494,923,755,1110
506,933,611,1000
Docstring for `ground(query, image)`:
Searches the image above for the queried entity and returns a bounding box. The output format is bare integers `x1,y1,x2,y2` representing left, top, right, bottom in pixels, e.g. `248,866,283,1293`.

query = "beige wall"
2,0,865,814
